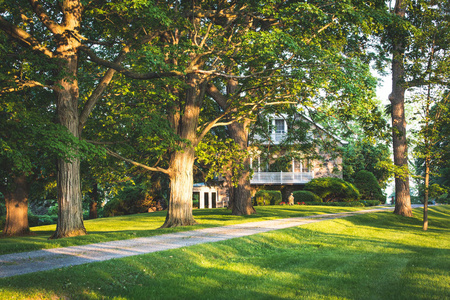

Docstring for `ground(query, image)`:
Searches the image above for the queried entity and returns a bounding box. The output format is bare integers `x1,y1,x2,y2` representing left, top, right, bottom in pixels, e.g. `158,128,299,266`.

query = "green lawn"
0,205,449,299
0,205,373,255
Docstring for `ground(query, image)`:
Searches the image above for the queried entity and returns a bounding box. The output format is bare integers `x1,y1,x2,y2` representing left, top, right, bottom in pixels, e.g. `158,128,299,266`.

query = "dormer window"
274,119,286,134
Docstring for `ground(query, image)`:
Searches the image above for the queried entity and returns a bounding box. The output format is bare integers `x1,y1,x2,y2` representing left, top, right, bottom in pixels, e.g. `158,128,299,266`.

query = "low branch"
0,78,49,94
105,148,171,175
0,16,53,58
80,46,184,80
79,47,130,134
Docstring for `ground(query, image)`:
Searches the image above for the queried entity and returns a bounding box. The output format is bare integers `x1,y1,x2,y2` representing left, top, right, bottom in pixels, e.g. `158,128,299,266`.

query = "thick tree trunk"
161,149,197,227
228,122,256,216
2,175,30,236
161,73,205,228
390,0,412,217
51,31,87,238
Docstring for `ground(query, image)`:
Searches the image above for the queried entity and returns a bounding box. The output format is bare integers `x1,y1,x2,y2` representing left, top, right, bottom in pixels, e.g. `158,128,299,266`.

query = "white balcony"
250,171,314,185
252,132,287,145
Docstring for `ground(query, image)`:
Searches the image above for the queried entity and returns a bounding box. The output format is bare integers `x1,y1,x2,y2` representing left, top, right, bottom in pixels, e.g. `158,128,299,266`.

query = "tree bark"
390,0,412,217
206,81,256,215
162,150,197,227
228,121,256,216
2,174,30,236
161,72,206,228
51,2,87,238
423,157,429,230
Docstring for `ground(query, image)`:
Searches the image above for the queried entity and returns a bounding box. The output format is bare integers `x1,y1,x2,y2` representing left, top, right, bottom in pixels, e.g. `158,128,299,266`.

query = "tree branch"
28,0,63,34
0,78,48,95
79,47,130,134
105,148,171,175
80,46,184,79
0,16,54,58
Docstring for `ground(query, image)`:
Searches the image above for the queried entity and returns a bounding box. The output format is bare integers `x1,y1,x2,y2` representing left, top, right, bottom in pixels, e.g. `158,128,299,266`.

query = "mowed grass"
0,206,449,300
0,205,373,255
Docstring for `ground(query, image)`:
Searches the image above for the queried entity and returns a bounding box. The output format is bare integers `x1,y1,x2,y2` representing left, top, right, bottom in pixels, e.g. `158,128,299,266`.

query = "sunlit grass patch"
0,205,372,255
0,206,448,299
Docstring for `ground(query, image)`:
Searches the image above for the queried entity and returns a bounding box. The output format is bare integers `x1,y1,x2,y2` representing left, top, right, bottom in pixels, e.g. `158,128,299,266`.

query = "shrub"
305,177,360,202
292,190,322,203
0,201,5,217
353,170,386,203
254,190,282,206
361,200,382,206
303,200,380,207
103,185,161,217
28,213,58,227
0,215,5,230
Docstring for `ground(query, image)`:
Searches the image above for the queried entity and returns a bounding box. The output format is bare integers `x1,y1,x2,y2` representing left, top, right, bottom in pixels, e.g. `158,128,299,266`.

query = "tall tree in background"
385,0,449,217
204,0,388,215
414,89,449,230
83,0,390,223
0,0,122,238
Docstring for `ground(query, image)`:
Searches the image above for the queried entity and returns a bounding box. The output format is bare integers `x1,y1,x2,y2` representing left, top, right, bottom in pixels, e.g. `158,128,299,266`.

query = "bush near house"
103,186,165,217
292,190,322,203
353,170,386,203
254,190,282,206
305,177,360,202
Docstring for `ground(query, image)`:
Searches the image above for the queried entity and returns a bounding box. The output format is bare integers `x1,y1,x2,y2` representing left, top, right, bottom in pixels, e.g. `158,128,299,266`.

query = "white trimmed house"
193,113,347,207
249,113,347,196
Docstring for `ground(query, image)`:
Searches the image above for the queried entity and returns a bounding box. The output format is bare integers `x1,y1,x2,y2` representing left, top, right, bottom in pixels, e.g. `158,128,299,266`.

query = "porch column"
199,191,205,209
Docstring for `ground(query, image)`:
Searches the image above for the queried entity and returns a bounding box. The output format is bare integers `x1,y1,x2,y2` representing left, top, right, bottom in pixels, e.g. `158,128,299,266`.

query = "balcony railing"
252,132,287,145
250,171,314,185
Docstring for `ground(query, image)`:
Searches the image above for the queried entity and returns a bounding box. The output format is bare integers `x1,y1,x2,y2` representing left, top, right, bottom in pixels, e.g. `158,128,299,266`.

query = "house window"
275,119,285,133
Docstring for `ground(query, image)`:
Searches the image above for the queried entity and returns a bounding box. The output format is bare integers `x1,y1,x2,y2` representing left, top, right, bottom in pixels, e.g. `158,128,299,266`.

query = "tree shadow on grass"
1,222,448,300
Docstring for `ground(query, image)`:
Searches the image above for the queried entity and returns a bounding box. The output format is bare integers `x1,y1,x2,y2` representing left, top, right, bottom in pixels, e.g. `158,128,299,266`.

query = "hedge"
292,190,322,203
353,170,386,203
305,177,360,202
300,200,381,207
254,190,282,206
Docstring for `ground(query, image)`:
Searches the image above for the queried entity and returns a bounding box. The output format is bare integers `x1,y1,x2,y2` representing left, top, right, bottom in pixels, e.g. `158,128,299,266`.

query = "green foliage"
254,190,282,206
196,136,248,186
342,138,392,188
27,213,58,227
353,170,386,203
305,177,360,202
0,197,5,217
292,191,322,203
303,201,365,207
103,184,164,217
301,200,381,207
413,90,450,202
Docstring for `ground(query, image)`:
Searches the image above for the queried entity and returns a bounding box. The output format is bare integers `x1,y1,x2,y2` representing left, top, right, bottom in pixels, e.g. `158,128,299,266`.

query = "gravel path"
0,207,394,278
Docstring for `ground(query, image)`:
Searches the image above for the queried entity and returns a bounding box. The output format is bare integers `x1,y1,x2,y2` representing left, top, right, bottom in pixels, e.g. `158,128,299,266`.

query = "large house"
249,113,346,190
193,112,347,207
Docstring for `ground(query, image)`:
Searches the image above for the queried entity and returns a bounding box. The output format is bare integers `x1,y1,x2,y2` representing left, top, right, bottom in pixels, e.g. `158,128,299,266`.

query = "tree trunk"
228,122,256,215
51,28,87,238
161,73,205,228
2,174,30,236
161,149,197,227
390,0,412,217
89,183,98,219
423,157,429,230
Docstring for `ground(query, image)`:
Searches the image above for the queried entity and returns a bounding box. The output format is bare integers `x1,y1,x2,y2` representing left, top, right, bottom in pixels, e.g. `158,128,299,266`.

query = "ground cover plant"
0,206,448,299
0,206,372,255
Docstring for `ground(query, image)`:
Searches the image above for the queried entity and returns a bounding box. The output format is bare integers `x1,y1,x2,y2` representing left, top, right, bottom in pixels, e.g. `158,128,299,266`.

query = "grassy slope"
0,206,370,255
0,205,449,300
